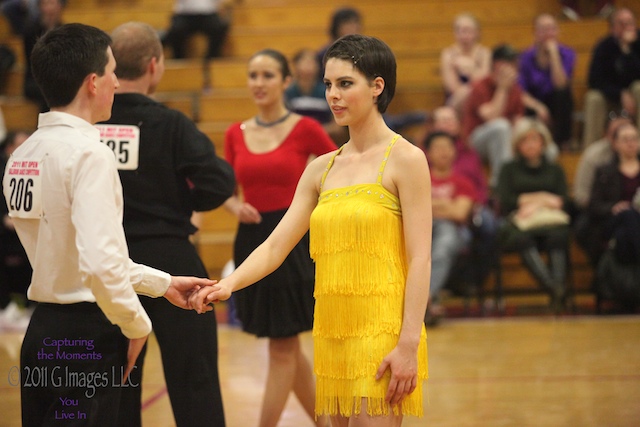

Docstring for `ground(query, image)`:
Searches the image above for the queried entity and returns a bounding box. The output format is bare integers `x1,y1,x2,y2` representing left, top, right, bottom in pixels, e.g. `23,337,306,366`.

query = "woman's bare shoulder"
303,149,340,181
392,137,427,163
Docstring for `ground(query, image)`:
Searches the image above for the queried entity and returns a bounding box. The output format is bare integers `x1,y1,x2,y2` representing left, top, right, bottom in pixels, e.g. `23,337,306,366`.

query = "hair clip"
351,55,361,65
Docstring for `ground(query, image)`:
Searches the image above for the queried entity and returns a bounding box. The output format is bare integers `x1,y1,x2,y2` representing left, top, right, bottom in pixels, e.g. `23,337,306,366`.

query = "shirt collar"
37,111,101,141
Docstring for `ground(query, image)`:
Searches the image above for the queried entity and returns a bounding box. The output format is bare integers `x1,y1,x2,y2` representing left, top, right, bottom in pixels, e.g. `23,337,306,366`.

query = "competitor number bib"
96,124,140,170
4,158,44,219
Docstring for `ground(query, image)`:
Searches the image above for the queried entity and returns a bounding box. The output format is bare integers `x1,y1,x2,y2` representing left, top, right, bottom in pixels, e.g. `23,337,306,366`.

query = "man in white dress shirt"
2,23,215,426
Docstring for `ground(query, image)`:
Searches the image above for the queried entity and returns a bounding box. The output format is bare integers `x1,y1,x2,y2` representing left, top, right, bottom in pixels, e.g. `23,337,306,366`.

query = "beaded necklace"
255,111,291,127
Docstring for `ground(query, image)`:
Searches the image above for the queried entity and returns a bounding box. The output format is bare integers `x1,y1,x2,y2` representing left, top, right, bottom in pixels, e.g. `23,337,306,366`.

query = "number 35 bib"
95,124,140,170
4,158,44,219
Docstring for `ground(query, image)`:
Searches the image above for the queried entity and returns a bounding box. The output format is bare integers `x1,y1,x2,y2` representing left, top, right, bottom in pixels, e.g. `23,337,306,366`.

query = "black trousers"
21,302,128,427
117,236,225,427
609,209,640,264
0,230,32,308
163,13,229,59
545,87,574,145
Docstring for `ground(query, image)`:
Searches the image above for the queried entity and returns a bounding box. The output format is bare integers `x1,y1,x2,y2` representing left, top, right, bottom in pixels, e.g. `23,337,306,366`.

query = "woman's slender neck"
256,103,288,123
346,112,394,152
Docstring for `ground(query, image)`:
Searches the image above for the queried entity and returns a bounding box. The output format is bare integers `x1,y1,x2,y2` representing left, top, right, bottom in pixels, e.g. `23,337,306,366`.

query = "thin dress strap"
319,145,345,193
377,134,401,184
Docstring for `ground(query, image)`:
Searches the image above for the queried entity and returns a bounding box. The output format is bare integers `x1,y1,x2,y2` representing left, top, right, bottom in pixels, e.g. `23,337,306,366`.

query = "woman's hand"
236,202,262,224
189,279,233,314
612,201,631,215
516,201,542,219
376,344,419,407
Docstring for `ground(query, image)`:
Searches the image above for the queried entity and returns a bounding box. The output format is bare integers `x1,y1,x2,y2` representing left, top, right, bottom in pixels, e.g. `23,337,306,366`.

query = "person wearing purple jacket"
519,13,576,148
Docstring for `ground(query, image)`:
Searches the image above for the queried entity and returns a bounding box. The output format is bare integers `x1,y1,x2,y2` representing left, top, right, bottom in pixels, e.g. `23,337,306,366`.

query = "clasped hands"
163,276,227,313
184,279,231,314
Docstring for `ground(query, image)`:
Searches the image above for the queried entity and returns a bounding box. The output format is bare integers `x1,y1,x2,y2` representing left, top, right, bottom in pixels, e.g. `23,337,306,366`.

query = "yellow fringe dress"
309,135,428,418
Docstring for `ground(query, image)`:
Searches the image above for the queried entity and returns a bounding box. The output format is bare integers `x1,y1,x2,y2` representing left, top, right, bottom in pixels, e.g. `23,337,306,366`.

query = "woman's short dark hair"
323,34,396,114
30,23,111,108
329,7,361,40
249,48,291,80
423,131,455,150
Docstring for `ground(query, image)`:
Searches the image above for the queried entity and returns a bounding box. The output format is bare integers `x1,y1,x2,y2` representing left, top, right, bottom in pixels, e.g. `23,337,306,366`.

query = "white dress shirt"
2,112,170,338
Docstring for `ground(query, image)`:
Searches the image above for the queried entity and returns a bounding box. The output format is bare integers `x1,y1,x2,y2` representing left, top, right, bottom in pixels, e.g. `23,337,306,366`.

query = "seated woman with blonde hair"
496,117,571,311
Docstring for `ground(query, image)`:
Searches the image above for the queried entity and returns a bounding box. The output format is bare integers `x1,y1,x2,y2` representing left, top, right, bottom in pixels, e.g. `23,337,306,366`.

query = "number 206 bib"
4,158,44,219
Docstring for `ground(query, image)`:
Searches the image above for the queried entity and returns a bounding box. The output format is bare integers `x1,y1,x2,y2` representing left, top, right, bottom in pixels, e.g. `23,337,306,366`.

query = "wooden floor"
1,314,639,426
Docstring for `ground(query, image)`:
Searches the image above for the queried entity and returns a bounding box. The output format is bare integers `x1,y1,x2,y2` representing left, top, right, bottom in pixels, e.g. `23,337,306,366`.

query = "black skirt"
233,209,315,338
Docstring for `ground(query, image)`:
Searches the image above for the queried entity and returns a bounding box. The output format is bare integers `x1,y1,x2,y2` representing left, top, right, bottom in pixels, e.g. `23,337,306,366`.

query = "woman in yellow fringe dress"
193,34,432,426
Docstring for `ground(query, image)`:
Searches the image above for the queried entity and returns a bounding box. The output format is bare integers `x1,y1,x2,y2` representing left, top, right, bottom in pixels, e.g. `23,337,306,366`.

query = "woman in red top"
223,48,336,427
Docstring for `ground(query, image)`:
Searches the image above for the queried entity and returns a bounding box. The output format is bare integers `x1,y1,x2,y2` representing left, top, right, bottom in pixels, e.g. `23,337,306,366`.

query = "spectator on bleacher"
573,115,632,265
285,48,348,146
0,129,34,332
496,118,571,311
22,0,64,112
1,0,40,35
101,22,235,427
587,122,640,265
462,44,523,186
423,131,475,325
430,105,488,203
440,13,491,114
162,0,232,60
223,48,335,427
316,6,362,74
583,7,640,146
430,105,499,290
519,13,576,149
574,115,631,209
1,0,32,35
285,49,330,124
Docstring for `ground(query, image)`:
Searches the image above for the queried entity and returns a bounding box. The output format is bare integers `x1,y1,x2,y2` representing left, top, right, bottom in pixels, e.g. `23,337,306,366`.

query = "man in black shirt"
100,21,234,427
583,7,640,145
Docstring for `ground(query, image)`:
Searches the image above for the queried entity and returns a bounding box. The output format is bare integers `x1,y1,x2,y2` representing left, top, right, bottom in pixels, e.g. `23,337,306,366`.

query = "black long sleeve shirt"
100,93,235,239
587,31,640,103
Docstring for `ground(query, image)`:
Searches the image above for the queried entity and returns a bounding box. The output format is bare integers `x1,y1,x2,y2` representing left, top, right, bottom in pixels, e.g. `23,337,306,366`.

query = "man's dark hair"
329,7,361,40
491,43,519,63
323,34,396,114
423,131,455,151
31,23,111,108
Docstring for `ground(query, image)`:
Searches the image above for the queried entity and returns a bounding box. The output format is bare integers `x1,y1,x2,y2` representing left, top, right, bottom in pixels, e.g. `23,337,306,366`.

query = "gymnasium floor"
1,309,639,427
